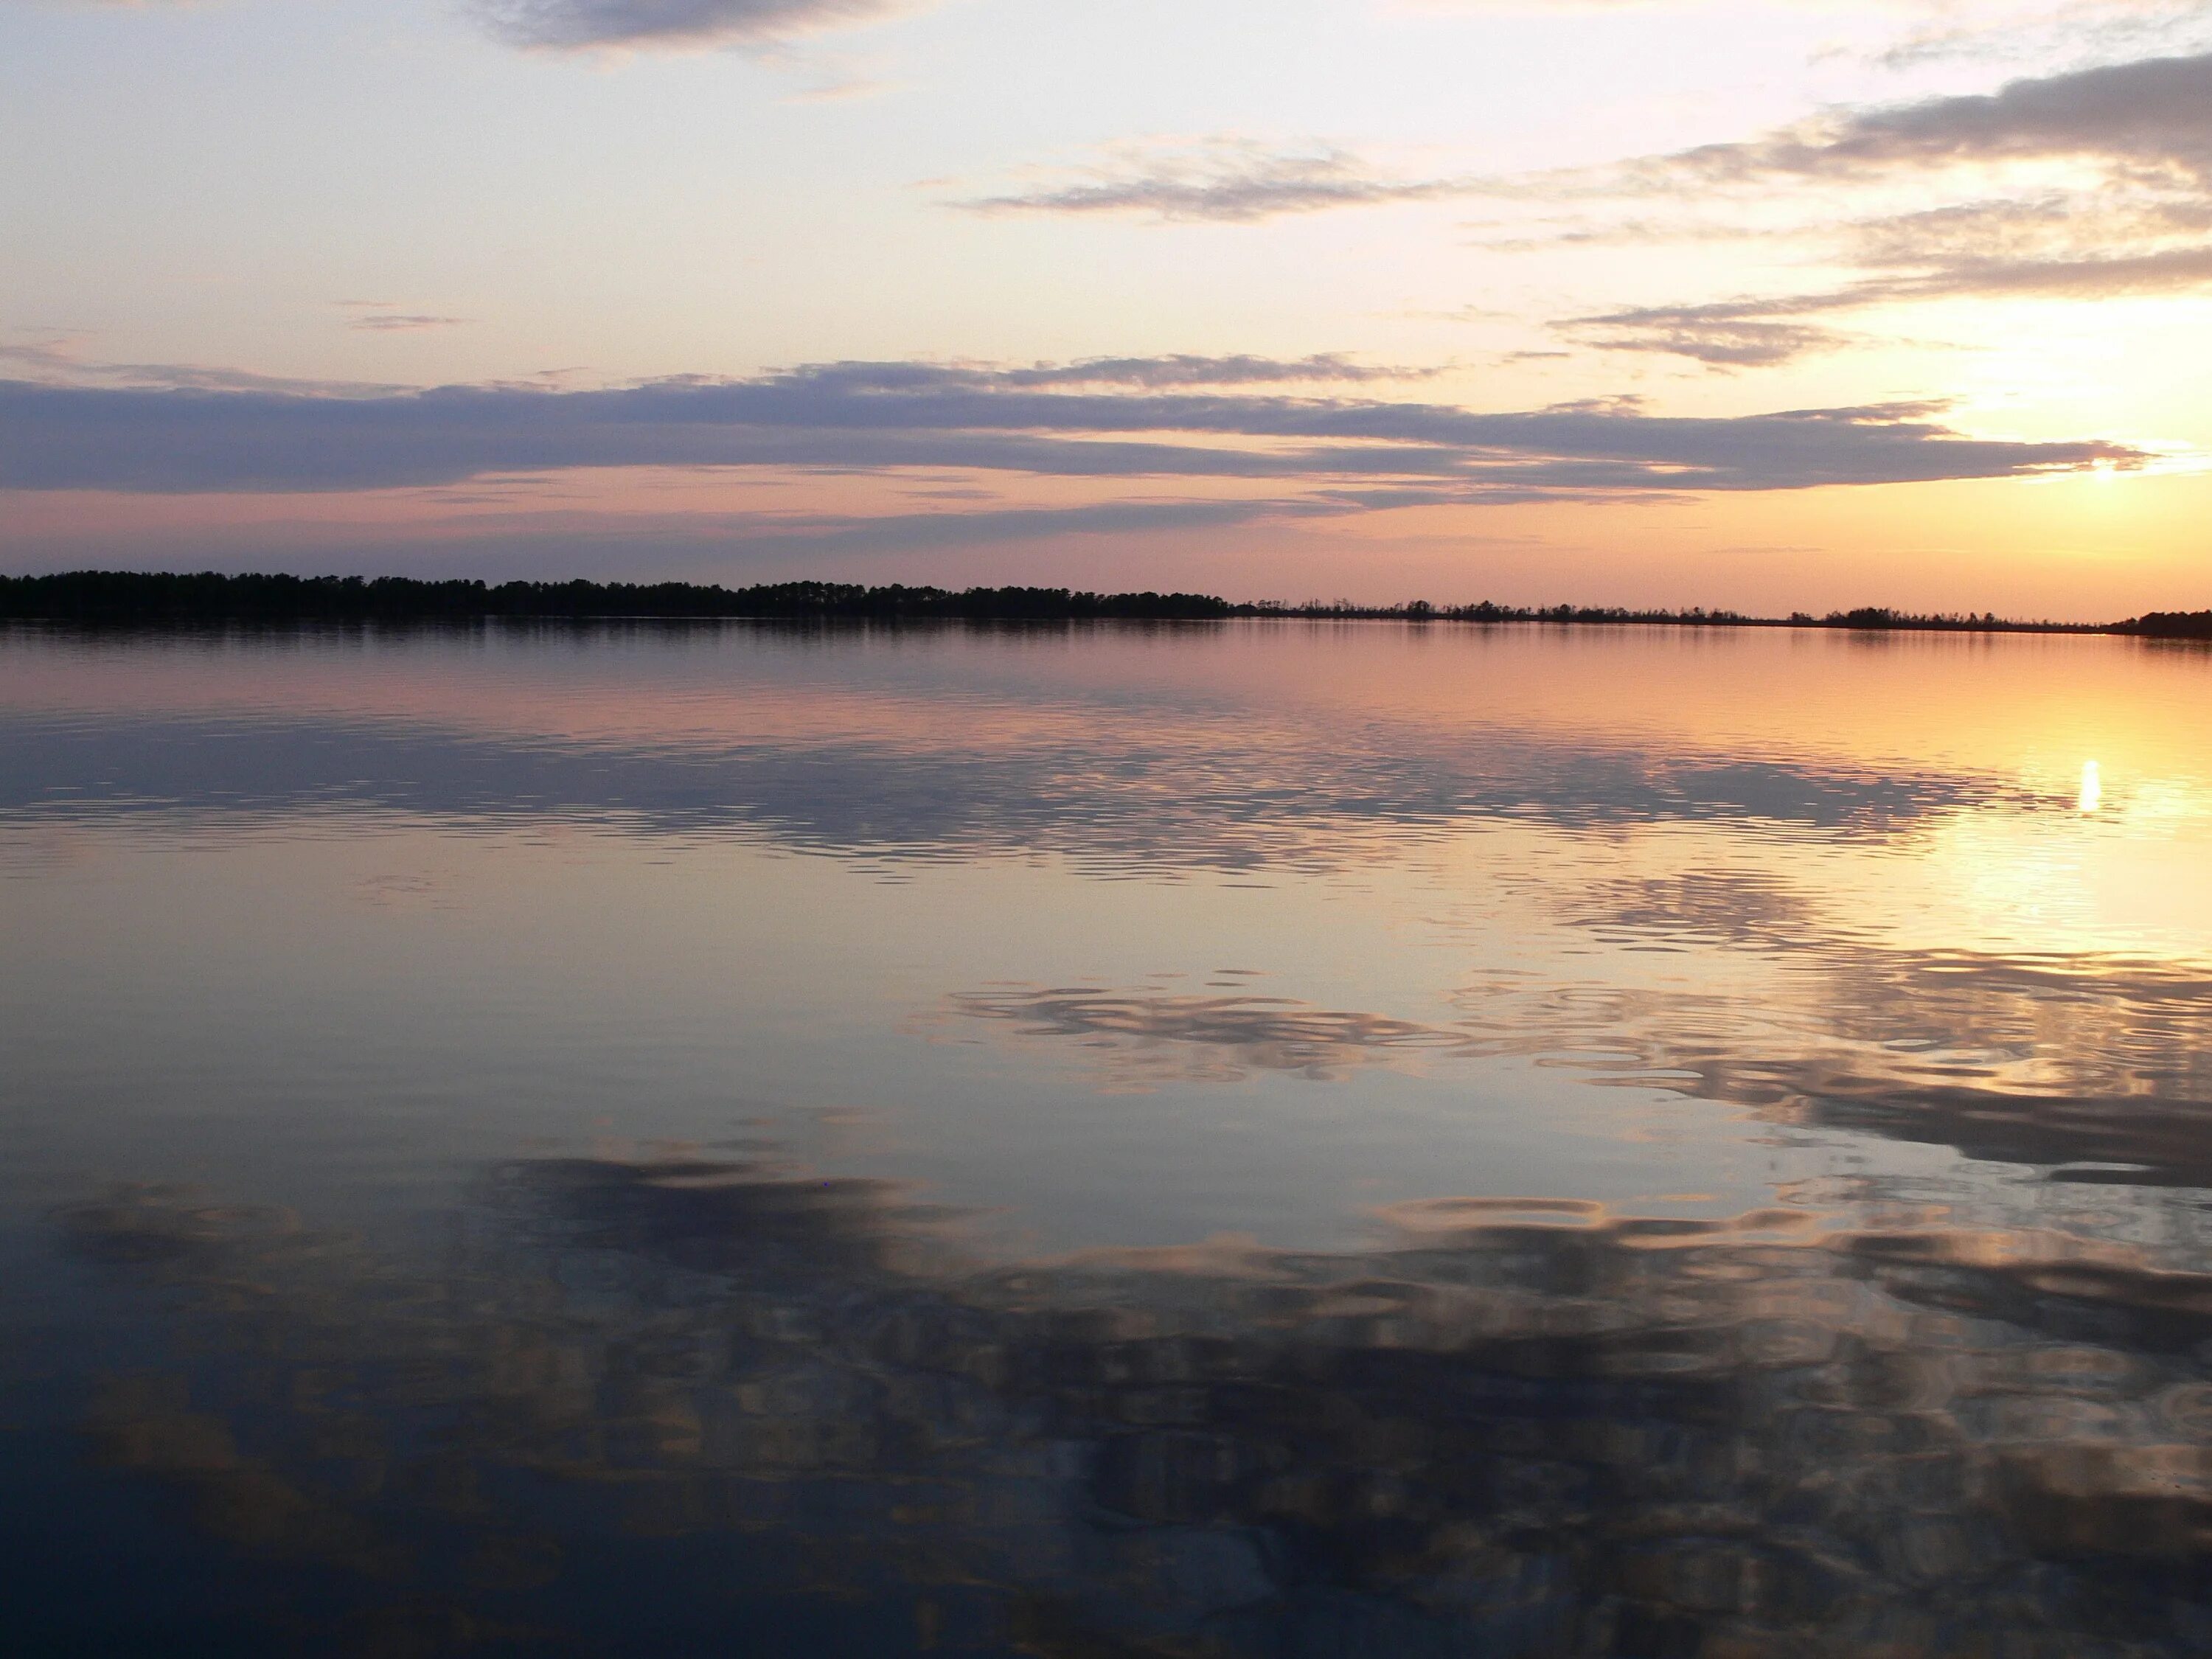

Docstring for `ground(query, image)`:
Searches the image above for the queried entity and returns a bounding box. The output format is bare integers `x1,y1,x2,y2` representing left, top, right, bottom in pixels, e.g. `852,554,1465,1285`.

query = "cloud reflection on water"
10,626,2210,1186
49,1159,2212,1657
1539,869,2212,1186
943,860,2212,1185
8,622,2212,1652
947,987,1470,1082
0,706,2013,873
4,622,2125,882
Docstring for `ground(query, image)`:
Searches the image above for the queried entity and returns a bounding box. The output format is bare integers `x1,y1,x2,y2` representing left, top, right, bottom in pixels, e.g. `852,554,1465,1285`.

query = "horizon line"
2,570,2209,640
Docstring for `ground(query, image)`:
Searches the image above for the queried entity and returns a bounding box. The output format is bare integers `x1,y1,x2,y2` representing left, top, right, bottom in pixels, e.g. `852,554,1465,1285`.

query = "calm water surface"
3,621,2210,1656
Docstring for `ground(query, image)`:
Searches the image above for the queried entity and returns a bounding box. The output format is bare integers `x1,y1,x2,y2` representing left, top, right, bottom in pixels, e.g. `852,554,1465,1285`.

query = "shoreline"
3,571,2208,639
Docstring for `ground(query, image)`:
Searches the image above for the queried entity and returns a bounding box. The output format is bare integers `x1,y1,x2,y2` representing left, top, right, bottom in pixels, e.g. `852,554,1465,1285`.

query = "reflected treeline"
0,704,2018,875
51,1157,2212,1656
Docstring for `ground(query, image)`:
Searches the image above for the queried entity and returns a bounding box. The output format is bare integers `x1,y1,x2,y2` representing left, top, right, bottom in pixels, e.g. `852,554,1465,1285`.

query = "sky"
2,0,2210,615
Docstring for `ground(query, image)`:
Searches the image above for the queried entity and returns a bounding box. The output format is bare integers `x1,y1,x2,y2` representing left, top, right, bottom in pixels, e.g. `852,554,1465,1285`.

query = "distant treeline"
2125,609,2212,639
1,571,2208,638
0,572,1235,624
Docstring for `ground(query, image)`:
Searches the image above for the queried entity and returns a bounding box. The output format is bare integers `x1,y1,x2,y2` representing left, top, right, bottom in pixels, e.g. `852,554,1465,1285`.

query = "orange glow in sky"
1,0,2208,616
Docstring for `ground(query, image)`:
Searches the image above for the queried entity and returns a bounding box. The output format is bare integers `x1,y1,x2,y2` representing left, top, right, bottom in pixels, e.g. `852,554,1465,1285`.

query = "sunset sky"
3,0,2209,615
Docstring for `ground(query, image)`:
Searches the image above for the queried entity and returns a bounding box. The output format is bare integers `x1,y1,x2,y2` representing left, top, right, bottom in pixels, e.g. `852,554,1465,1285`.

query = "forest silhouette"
4,570,2208,636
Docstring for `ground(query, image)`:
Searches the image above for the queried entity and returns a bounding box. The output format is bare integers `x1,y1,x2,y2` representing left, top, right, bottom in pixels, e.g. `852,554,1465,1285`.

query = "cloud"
0,338,400,397
1537,53,2212,366
939,50,2212,373
470,0,906,50
792,354,1437,390
1661,49,2212,185
1573,243,2212,364
336,302,470,334
1866,0,2212,73
970,50,2212,230
0,356,2146,499
956,142,1473,223
989,352,1435,386
38,0,916,52
347,314,470,333
1903,240,2212,296
1568,304,1853,368
1843,192,2211,264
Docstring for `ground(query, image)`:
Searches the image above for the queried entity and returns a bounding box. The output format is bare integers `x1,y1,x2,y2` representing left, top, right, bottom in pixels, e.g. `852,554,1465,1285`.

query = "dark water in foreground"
3,621,2210,1657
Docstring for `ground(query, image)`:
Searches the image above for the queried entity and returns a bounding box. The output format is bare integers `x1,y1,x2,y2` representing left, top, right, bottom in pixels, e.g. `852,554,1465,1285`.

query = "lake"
3,619,2209,1656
